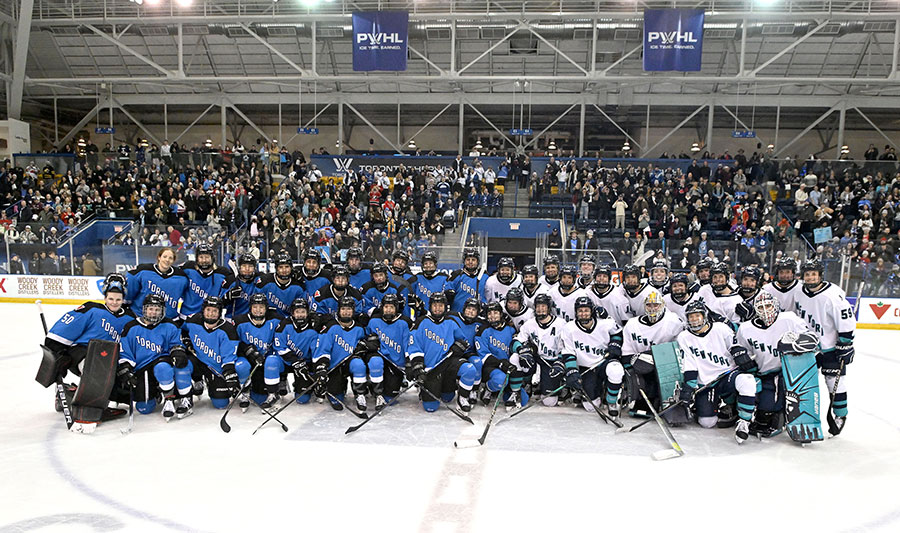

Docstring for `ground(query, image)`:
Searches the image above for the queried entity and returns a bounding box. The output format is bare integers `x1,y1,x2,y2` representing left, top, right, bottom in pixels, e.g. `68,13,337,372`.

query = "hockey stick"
639,388,684,460
825,281,864,436
617,368,738,434
121,388,135,436
326,391,369,420
345,380,419,434
454,373,510,448
384,353,474,425
497,383,567,423
252,363,343,435
36,300,75,430
220,363,279,433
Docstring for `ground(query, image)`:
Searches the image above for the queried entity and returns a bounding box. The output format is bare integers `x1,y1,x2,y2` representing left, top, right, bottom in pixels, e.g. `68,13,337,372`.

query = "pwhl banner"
352,11,408,71
643,9,704,72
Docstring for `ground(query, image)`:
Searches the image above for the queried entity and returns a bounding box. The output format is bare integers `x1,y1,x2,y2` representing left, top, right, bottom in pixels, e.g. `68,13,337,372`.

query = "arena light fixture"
143,0,160,5
408,139,417,149
175,0,193,7
300,0,322,7
767,144,775,150
691,142,701,152
547,139,557,151
841,145,850,155
204,138,213,149
622,140,631,152
474,138,483,150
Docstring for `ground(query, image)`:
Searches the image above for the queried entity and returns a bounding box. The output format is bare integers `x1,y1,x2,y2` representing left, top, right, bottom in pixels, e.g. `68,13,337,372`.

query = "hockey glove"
450,339,469,358
731,345,759,374
565,367,582,389
735,300,755,321
549,359,566,380
607,333,623,360
835,340,854,365
225,285,244,303
116,362,137,391
407,358,426,383
242,346,263,367
679,384,695,403
498,359,513,375
363,333,380,354
221,363,240,394
291,358,310,381
516,346,536,373
313,361,329,398
170,346,189,369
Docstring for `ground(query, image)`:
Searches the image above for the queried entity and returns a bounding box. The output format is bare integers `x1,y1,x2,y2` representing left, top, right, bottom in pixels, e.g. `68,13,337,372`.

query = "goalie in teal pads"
777,330,824,443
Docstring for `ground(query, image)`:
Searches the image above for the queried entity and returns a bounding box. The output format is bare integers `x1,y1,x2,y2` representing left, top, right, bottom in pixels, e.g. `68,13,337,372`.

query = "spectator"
82,253,99,276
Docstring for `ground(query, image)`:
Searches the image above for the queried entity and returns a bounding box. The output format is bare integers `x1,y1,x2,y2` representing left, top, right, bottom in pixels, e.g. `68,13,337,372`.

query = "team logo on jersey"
870,301,891,320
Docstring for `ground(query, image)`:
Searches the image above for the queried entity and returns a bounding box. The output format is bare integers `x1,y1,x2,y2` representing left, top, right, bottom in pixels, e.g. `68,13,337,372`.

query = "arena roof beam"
457,26,519,75
56,100,105,147
401,102,454,148
523,103,579,149
643,104,706,157
853,107,900,150
239,23,311,77
172,102,216,144
408,44,446,76
465,103,516,149
593,104,642,150
8,0,34,119
344,101,405,155
84,24,176,78
718,104,770,148
523,21,589,76
113,99,161,146
748,20,831,77
775,103,840,156
227,100,272,144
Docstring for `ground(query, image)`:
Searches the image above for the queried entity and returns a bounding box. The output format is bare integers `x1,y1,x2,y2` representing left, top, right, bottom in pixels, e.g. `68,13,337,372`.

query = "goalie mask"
644,290,665,323
753,291,780,327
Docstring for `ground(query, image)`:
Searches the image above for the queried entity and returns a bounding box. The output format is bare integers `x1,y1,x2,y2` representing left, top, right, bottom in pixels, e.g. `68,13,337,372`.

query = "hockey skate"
605,402,619,422
70,420,98,434
176,397,193,419
479,386,495,406
260,393,279,409
735,419,750,445
717,403,738,428
239,392,251,413
162,396,177,421
505,389,522,411
191,380,204,398
54,383,77,412
278,377,289,397
457,394,472,413
355,394,367,412
375,395,387,411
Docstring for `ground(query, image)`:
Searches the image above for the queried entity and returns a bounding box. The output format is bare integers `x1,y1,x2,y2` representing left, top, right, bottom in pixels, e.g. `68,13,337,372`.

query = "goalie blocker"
37,339,122,429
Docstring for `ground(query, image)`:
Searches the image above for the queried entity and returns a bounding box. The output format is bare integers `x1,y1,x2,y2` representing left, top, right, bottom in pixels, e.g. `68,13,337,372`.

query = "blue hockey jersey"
181,315,240,375
234,311,281,357
126,264,189,319
273,318,320,363
408,315,465,369
349,268,371,290
180,262,235,318
119,318,183,371
255,274,305,318
313,316,368,369
360,281,401,314
413,272,448,309
226,275,261,317
299,267,332,306
447,270,488,313
47,302,135,346
311,284,364,317
366,311,412,368
451,313,483,354
475,323,515,362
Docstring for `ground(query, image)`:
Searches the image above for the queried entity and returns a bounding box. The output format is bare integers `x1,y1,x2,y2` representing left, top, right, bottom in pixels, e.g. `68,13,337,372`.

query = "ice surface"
1,302,899,532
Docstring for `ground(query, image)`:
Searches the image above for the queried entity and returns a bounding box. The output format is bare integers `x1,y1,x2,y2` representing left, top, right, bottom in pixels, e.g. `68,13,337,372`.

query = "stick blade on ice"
453,439,482,449
651,449,683,461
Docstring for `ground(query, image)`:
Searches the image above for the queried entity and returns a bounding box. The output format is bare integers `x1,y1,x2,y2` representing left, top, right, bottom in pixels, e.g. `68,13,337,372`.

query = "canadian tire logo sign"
870,301,891,320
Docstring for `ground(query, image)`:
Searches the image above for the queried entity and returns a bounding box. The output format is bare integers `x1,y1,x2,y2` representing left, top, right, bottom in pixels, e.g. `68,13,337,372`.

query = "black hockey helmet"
421,251,438,275
392,249,410,262
249,293,269,320
580,254,596,267
102,273,127,296
347,247,364,261
332,265,350,288
289,298,309,323
800,258,824,290
710,262,731,290
560,264,578,290
543,254,560,267
622,264,642,290
522,265,539,289
238,253,257,281
504,287,524,314
697,257,714,281
670,272,689,298
684,300,708,333
274,251,293,281
574,296,595,326
533,292,554,320
740,265,763,297
775,256,797,284
462,297,481,322
337,295,356,322
463,248,480,273
201,296,223,324
649,259,669,288
497,257,516,283
429,291,449,319
381,293,401,319
593,263,613,288
142,294,166,325
196,243,215,269
485,301,505,328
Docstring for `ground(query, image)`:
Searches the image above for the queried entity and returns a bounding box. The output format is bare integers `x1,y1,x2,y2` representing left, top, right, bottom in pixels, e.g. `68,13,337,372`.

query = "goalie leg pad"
70,340,119,424
36,344,69,388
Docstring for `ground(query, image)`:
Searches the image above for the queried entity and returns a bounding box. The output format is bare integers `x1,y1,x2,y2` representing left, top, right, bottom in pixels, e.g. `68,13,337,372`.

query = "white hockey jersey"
792,282,856,351
621,312,684,357
484,273,522,304
537,275,560,294
705,289,743,323
621,282,656,319
506,306,534,332
678,322,737,385
762,280,799,314
585,285,631,327
548,285,587,323
560,318,620,368
735,311,809,375
522,286,548,310
664,291,703,323
515,316,565,362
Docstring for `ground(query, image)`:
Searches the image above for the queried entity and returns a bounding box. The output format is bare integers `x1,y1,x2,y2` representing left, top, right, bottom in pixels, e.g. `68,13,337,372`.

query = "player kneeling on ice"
474,302,528,409
273,299,321,405
181,297,253,414
365,294,413,410
406,292,478,412
735,291,811,439
312,296,371,411
116,294,191,421
559,297,625,420
511,293,566,407
677,301,760,444
234,293,283,408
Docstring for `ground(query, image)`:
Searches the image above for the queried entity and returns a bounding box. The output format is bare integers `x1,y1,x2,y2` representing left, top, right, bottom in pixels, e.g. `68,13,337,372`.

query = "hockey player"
692,258,714,294
705,262,743,324
474,301,523,406
273,299,321,404
619,264,655,319
648,259,670,293
585,264,630,327
360,263,401,314
179,243,236,320
365,294,413,408
388,249,416,300
312,265,364,318
296,249,332,306
735,291,811,438
577,254,596,289
181,297,252,414
43,273,134,383
346,247,371,288
411,251,447,314
117,294,190,420
126,247,189,320
256,251,305,317
663,272,700,322
538,255,561,292
312,296,371,411
503,287,534,331
559,297,624,418
227,253,262,317
621,290,684,416
451,298,484,404
548,264,585,323
734,266,763,322
793,258,855,433
485,257,522,303
511,293,566,407
763,257,799,314
520,265,546,310
407,292,477,412
447,248,487,314
677,301,760,443
234,293,283,408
